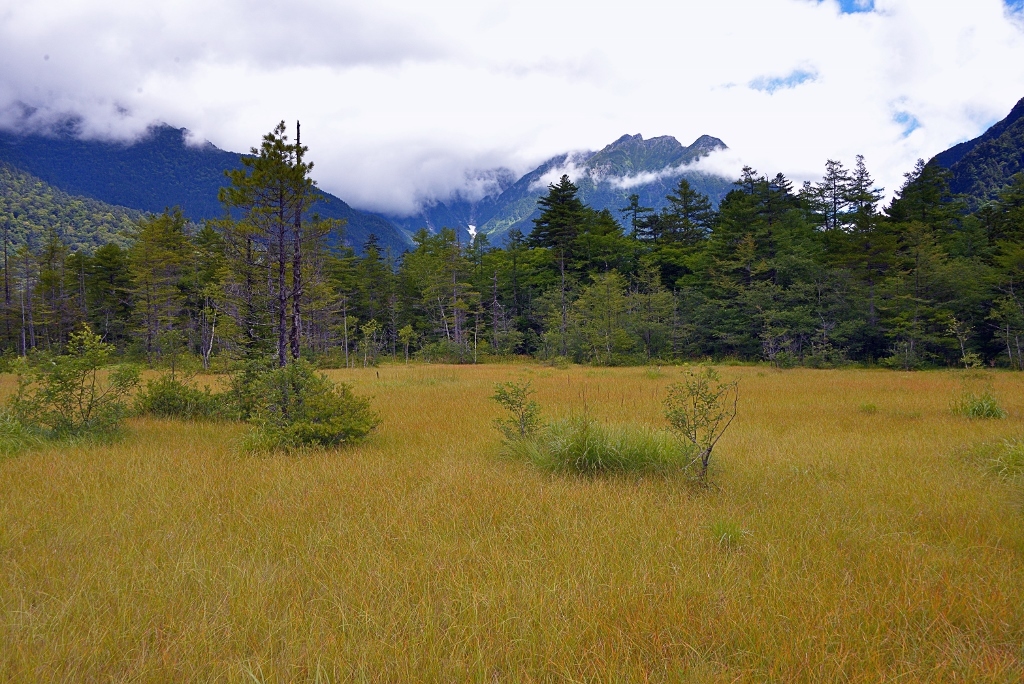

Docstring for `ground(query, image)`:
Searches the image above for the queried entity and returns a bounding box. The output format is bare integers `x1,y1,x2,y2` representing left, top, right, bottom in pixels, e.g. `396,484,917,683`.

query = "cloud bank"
1,0,1024,214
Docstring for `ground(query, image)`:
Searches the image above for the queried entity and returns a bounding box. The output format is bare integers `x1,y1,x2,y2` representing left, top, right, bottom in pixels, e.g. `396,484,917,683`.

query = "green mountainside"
0,125,410,253
0,162,142,252
929,96,1024,205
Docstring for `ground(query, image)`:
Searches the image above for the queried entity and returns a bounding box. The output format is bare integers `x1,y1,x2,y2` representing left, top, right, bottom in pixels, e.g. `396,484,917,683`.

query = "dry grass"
1,365,1023,682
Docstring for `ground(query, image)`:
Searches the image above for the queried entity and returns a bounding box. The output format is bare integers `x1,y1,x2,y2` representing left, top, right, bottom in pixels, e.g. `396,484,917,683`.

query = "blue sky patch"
834,0,875,13
894,111,921,137
1006,0,1024,13
749,70,817,95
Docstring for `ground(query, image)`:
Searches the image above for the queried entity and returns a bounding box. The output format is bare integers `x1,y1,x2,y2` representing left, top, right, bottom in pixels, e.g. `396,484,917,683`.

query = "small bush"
135,374,225,420
504,416,696,475
952,388,1006,419
11,326,140,438
491,380,542,440
243,360,378,453
664,366,739,483
0,409,44,457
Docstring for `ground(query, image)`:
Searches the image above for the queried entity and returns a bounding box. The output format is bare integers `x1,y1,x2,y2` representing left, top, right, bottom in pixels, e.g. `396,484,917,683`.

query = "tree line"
2,121,1024,370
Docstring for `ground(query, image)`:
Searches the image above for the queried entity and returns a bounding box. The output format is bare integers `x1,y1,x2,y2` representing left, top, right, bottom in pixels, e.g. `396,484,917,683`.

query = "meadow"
0,364,1023,682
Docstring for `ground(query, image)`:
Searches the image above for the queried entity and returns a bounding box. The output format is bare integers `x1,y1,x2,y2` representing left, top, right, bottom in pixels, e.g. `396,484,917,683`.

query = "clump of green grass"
504,416,695,475
952,388,1007,419
0,409,44,457
858,402,878,414
709,519,746,548
991,439,1024,480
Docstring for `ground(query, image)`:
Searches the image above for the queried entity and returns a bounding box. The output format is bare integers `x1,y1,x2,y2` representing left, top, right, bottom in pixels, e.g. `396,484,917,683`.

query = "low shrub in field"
134,374,225,420
491,380,542,440
11,326,140,438
504,416,696,475
0,409,44,457
952,387,1006,419
243,360,378,453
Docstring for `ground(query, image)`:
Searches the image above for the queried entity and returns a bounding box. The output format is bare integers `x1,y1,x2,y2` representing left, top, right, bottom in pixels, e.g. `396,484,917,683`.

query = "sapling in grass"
491,380,542,440
664,365,738,483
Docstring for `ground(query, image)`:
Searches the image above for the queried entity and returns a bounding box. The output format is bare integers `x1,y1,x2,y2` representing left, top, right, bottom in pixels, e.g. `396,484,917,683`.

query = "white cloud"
1,0,1023,212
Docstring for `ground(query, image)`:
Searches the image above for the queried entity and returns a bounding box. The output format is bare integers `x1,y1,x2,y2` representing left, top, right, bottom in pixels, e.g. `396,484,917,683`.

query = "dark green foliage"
244,360,378,452
134,374,224,420
11,326,140,437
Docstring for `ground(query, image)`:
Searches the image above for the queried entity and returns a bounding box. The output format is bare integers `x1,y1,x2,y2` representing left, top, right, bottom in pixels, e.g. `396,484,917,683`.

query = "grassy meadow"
1,364,1023,681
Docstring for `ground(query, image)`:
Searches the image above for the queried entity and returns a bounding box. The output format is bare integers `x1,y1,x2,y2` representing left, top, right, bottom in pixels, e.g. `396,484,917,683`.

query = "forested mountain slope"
0,162,142,251
0,125,410,253
929,96,1024,205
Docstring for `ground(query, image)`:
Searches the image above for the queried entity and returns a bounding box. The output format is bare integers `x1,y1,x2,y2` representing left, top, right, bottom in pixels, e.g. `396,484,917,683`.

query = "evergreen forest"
3,122,1024,371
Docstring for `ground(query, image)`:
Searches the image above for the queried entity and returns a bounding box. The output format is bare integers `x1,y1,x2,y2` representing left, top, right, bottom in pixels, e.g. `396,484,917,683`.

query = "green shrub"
243,360,378,453
11,326,140,438
858,402,878,414
952,388,1006,419
225,357,277,421
491,380,542,440
504,416,696,475
134,374,225,420
0,409,44,457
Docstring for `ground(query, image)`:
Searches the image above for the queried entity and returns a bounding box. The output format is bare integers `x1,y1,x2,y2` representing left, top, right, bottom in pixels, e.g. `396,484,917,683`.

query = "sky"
1,0,1023,216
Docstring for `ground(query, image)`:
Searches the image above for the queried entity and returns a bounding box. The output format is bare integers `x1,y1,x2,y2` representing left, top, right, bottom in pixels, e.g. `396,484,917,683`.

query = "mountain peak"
689,135,728,153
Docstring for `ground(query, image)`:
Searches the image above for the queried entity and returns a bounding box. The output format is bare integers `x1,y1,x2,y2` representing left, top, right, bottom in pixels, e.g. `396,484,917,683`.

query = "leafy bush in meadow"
11,326,139,438
134,374,225,420
242,360,378,453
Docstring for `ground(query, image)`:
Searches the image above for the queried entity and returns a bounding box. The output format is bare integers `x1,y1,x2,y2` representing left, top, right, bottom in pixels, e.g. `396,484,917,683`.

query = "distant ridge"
0,124,411,253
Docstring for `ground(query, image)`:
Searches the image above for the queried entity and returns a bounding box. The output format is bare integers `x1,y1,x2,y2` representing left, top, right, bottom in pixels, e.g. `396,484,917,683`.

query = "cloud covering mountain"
2,0,1024,214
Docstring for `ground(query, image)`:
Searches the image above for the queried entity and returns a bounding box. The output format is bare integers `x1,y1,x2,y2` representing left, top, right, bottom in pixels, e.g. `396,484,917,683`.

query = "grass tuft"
504,415,695,475
709,519,745,548
952,388,1007,419
0,409,44,457
992,439,1024,480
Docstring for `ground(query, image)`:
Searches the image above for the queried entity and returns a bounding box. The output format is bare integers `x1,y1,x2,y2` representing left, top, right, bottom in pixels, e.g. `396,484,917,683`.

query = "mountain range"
4,93,1023,256
0,123,733,252
390,134,733,242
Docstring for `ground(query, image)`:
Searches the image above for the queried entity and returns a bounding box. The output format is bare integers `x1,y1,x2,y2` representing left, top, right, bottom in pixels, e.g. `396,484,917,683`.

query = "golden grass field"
1,364,1023,682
